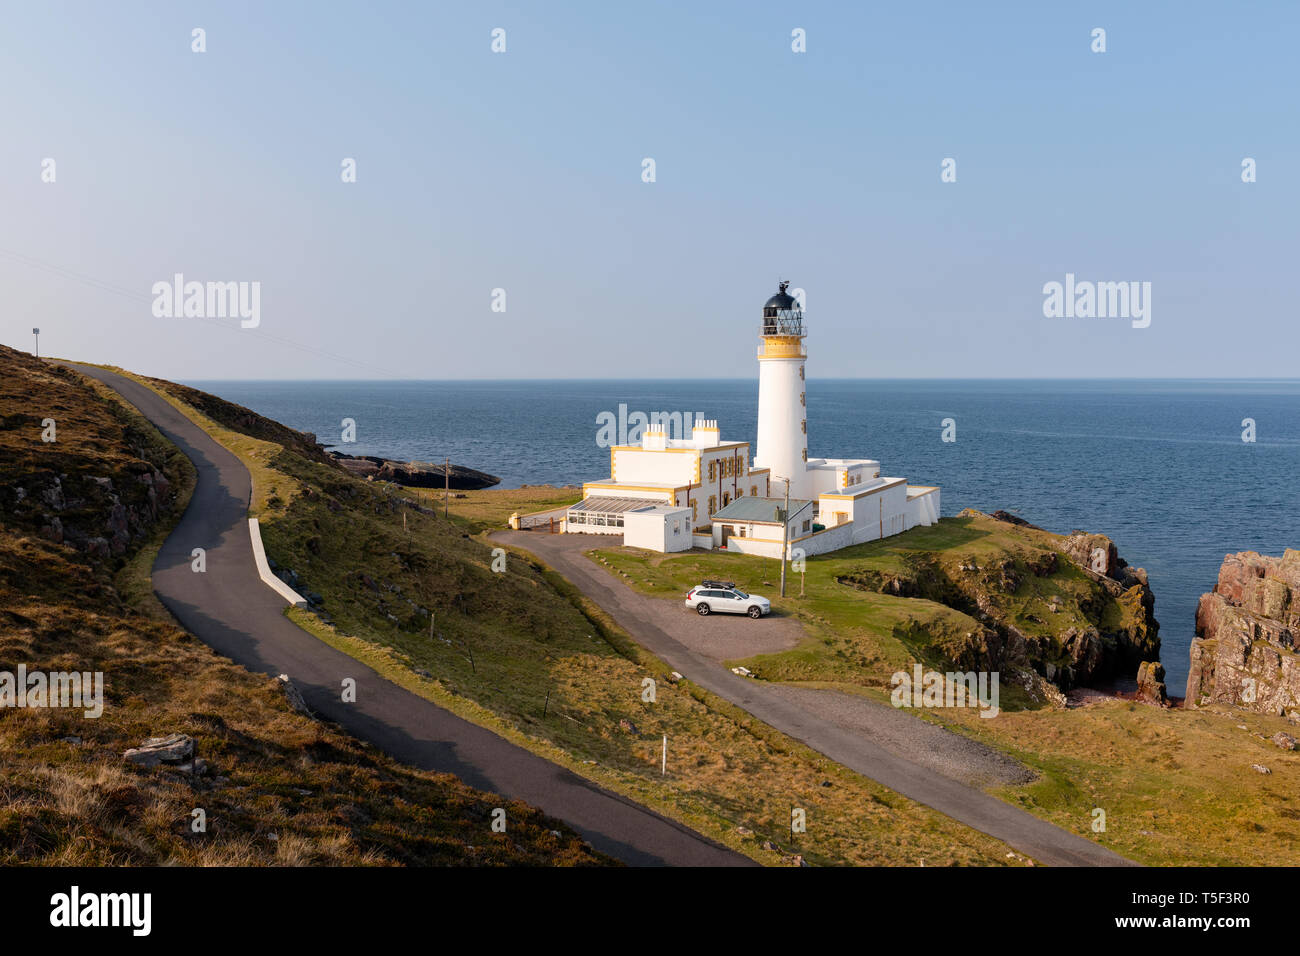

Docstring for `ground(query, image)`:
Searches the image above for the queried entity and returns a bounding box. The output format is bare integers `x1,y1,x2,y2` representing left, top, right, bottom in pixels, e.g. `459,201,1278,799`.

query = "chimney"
692,418,720,444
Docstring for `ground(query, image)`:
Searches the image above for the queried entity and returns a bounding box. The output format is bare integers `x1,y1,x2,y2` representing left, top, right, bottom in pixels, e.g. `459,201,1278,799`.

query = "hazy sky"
3,1,1296,380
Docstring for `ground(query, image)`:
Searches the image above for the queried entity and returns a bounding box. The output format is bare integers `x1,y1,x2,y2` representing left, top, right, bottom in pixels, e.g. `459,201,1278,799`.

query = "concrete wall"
249,518,307,607
717,527,783,559
906,487,941,528
792,519,857,557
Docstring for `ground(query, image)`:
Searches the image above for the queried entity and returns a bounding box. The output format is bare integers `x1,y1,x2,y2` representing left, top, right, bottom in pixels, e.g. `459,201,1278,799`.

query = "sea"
189,378,1300,693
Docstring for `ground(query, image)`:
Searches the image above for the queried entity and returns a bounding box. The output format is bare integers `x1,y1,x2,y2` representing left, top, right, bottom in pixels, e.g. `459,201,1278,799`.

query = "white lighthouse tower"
754,281,810,500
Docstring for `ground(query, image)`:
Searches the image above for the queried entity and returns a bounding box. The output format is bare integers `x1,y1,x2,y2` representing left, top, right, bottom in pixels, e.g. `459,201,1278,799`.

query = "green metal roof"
711,496,813,524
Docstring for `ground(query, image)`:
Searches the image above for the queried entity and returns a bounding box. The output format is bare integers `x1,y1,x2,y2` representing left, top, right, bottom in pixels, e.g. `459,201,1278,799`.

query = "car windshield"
732,589,748,599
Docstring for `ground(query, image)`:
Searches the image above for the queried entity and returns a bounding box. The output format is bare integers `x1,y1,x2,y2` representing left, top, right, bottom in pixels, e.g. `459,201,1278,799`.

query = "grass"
0,345,605,866
592,521,1300,865
941,696,1300,866
436,484,583,533
593,513,1157,710
109,371,1028,866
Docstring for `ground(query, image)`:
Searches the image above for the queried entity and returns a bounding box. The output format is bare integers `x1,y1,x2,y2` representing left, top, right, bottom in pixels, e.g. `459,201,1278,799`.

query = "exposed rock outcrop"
328,452,500,490
1185,550,1300,720
1136,661,1169,706
841,511,1160,694
123,733,195,768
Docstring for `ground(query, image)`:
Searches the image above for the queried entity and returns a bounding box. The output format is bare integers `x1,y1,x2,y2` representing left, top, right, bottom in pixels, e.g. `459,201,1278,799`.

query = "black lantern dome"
761,280,804,336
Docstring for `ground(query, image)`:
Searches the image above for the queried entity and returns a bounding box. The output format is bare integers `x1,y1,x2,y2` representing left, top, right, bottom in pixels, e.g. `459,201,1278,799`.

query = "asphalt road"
496,530,1138,868
66,363,747,867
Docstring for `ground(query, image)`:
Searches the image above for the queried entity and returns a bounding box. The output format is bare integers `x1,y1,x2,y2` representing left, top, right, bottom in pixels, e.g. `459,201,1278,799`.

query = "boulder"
277,674,313,717
123,733,195,768
1135,661,1169,706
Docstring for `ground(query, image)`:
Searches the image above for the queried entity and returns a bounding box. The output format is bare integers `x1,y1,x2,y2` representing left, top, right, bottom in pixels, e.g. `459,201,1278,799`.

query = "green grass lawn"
592,513,1133,710
592,525,1300,866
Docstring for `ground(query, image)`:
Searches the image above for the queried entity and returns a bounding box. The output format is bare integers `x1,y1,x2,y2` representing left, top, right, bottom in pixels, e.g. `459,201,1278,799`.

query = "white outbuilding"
623,504,693,553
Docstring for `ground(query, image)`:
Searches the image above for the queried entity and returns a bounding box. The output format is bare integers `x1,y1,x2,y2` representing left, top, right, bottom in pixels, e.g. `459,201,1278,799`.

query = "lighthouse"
754,281,809,499
564,277,940,556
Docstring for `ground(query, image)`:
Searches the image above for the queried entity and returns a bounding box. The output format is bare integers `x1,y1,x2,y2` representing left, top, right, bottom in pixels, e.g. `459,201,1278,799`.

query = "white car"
684,580,771,619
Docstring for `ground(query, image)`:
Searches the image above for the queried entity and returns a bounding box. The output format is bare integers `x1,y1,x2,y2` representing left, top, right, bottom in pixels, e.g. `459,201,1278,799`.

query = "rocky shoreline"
1186,549,1300,722
325,451,500,490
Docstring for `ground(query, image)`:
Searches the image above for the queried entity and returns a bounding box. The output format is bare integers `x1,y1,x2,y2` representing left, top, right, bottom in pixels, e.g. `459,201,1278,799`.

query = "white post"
661,734,667,776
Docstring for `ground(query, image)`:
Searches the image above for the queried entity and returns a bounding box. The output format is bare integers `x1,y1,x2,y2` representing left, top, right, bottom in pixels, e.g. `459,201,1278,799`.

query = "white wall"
792,519,857,556
612,448,696,486
906,488,941,528
624,508,693,553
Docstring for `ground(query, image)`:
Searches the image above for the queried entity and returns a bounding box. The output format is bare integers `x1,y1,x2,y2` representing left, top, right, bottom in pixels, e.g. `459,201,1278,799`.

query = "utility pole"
32,328,40,359
778,477,790,598
444,456,450,519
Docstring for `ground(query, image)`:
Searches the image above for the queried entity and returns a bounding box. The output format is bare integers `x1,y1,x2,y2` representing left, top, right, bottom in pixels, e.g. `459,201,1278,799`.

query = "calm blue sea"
190,378,1300,692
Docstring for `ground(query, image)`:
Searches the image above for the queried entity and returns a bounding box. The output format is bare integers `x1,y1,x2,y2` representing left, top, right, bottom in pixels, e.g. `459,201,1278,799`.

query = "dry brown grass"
0,345,607,866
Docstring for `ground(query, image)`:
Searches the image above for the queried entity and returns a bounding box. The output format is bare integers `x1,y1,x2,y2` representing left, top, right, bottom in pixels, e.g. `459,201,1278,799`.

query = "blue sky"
2,0,1296,379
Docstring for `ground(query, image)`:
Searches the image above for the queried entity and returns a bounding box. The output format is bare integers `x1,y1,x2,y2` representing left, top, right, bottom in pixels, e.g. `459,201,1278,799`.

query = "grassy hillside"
98,366,1026,866
0,346,603,866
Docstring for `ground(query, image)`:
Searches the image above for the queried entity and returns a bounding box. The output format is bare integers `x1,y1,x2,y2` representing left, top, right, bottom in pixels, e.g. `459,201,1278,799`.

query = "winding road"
495,530,1137,868
65,363,747,867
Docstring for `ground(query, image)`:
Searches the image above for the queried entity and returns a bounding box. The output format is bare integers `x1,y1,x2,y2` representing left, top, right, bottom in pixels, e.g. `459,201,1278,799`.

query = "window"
802,519,811,533
802,448,808,461
750,485,757,497
736,487,743,497
799,364,805,380
672,522,680,534
708,460,716,481
801,419,806,434
738,525,746,537
722,492,730,507
800,391,805,406
692,501,698,521
708,495,716,514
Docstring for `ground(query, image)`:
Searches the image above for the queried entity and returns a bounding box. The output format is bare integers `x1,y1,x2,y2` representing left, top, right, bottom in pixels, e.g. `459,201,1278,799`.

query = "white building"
624,504,693,553
564,281,939,554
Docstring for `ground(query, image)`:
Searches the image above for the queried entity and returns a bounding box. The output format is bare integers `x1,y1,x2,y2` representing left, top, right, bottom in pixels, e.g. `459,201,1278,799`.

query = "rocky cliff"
838,509,1160,693
1186,550,1300,720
